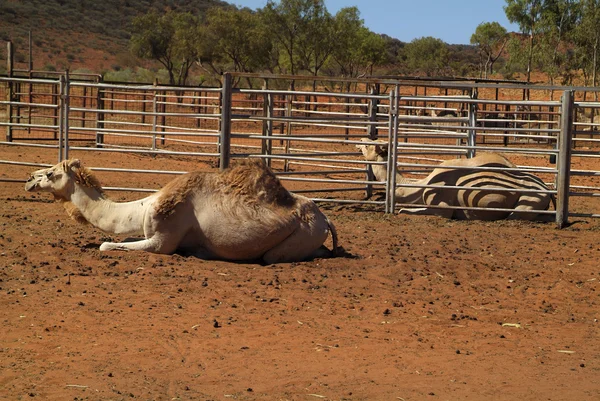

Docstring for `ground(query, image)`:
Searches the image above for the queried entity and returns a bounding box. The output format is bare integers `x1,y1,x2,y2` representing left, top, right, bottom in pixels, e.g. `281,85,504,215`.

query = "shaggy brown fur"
155,159,294,217
62,201,90,225
69,162,104,193
154,172,207,217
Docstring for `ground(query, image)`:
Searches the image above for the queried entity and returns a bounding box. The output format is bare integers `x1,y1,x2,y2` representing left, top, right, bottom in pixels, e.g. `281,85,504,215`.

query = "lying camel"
356,138,554,220
25,159,338,264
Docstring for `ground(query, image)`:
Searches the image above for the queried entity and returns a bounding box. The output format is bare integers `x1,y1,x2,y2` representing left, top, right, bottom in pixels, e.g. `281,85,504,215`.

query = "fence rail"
1,73,600,228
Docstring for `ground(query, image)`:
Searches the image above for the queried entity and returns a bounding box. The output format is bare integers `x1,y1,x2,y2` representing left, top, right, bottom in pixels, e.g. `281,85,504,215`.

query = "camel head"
356,138,389,161
25,159,96,200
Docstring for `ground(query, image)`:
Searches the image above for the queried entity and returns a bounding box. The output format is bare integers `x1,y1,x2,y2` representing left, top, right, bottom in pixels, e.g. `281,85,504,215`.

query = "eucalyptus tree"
130,10,201,86
329,6,364,79
573,0,600,88
470,22,508,78
198,7,274,86
295,0,335,79
262,0,319,76
359,29,387,77
328,7,386,88
538,0,579,87
403,37,449,77
504,0,546,83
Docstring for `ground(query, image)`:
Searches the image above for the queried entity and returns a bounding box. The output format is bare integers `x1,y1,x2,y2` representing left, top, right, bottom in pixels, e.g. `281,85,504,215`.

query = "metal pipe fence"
1,73,599,227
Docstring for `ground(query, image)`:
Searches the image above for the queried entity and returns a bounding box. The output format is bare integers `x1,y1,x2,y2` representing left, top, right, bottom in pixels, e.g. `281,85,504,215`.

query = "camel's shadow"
88,238,356,265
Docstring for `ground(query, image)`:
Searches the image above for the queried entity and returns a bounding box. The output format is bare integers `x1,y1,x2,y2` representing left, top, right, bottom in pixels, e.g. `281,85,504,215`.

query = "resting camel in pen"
356,138,555,220
25,158,338,264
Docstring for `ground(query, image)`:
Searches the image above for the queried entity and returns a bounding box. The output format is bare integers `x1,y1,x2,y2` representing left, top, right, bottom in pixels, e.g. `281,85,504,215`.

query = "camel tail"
326,216,338,257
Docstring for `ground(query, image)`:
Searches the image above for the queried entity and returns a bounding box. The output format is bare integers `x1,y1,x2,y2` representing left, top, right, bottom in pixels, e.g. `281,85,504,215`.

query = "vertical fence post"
367,84,380,140
96,80,104,147
52,82,59,140
467,88,478,158
283,83,293,172
220,72,232,170
6,41,13,142
262,85,273,168
81,86,87,128
58,75,65,162
152,92,158,151
556,90,574,229
63,71,70,161
365,85,380,199
160,88,167,146
385,86,399,214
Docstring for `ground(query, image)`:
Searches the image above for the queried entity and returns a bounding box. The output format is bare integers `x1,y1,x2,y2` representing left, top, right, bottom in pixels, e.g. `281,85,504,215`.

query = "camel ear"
374,144,389,156
67,159,81,169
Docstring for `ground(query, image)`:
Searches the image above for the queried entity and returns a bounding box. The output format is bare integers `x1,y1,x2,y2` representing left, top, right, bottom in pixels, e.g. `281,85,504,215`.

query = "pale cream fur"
356,138,554,220
25,159,338,263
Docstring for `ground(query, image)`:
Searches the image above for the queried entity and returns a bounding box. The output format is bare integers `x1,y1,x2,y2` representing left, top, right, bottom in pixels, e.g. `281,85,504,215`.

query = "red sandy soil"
1,146,600,401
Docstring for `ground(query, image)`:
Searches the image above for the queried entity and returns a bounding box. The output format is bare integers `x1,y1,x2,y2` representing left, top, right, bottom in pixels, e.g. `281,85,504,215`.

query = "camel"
25,158,338,264
356,138,554,220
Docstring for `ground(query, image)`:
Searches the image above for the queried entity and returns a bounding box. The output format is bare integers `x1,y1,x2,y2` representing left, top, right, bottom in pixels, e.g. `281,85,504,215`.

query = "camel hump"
155,159,295,217
218,159,295,207
438,153,516,169
473,152,516,167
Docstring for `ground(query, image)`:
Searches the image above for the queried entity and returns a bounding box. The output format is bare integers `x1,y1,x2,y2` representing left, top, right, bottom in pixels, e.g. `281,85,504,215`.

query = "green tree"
130,10,200,86
504,0,546,84
198,7,274,85
262,0,316,76
403,37,449,77
538,0,579,87
360,30,387,77
295,1,334,79
573,0,600,88
470,22,508,78
329,7,386,80
329,6,364,78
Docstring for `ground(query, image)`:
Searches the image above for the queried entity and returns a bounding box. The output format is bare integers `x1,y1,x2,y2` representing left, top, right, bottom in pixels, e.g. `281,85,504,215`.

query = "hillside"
0,0,480,79
0,0,229,74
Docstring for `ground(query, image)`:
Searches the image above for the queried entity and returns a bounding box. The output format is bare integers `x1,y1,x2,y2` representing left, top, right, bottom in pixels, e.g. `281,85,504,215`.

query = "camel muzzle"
24,177,39,191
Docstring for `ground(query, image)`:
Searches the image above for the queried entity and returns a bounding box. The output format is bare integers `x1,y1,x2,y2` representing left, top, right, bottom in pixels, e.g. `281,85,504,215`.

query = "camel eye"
46,171,54,179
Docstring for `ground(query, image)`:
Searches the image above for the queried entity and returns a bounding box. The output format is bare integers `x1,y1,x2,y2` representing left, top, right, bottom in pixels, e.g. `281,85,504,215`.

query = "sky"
230,0,521,45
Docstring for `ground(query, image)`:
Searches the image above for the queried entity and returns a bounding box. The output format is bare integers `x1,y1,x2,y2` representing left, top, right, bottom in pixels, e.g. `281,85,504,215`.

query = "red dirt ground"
1,146,600,401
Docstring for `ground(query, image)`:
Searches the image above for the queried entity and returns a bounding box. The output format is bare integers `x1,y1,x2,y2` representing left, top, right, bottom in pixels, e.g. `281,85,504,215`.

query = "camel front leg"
398,206,432,215
100,204,193,254
99,232,182,254
398,206,454,219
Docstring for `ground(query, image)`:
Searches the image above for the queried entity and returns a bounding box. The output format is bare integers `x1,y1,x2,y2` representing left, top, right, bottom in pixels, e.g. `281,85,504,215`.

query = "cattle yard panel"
568,101,600,218
1,74,600,225
224,85,392,210
0,77,61,142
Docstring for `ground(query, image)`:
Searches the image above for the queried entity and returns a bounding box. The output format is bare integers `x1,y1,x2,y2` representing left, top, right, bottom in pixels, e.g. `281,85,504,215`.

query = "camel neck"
69,184,151,236
370,156,424,204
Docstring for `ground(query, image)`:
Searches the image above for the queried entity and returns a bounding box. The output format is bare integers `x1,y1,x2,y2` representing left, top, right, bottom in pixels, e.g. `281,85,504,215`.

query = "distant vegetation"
3,0,599,88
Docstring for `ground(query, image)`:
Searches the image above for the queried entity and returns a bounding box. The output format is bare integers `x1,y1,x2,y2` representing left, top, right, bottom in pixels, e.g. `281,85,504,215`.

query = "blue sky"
230,0,521,45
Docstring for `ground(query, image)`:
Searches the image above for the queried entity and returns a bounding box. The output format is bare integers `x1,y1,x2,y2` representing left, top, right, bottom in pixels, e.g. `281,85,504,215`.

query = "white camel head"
25,159,101,200
356,138,388,161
